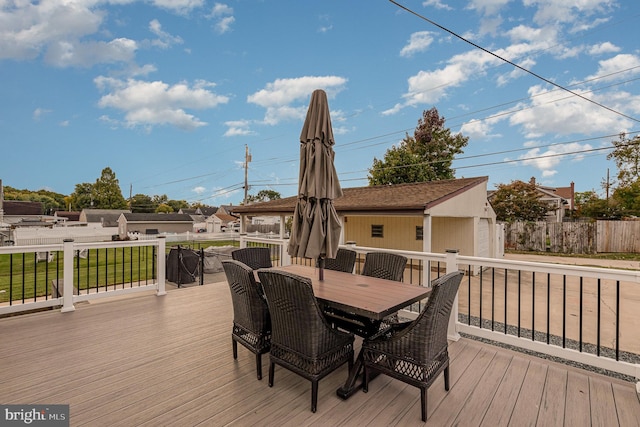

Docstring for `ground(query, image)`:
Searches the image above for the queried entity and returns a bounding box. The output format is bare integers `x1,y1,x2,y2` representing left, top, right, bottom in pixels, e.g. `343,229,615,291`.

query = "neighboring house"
233,176,499,259
118,213,194,238
206,212,239,233
488,178,574,222
530,177,575,221
80,209,131,228
53,211,82,223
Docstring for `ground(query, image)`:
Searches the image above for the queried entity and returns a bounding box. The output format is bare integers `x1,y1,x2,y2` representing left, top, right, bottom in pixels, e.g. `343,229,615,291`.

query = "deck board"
1,280,638,427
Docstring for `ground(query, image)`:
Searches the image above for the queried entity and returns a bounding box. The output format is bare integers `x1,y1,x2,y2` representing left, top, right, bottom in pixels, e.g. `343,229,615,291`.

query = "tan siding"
431,217,474,255
344,215,423,251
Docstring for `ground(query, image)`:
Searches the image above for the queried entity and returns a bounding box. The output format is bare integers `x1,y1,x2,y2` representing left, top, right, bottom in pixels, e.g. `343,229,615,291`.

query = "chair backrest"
232,247,273,270
404,271,463,360
323,248,357,273
257,269,341,357
222,260,270,333
361,252,407,282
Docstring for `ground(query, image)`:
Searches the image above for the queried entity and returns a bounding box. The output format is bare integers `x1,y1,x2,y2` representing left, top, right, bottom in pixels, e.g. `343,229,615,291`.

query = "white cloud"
94,77,229,130
422,0,453,10
247,76,347,125
400,31,434,58
33,108,51,121
45,38,137,68
508,84,634,138
0,1,199,66
588,42,620,56
584,54,640,81
522,0,614,25
192,186,206,194
148,20,184,49
517,142,593,177
224,120,256,137
210,3,235,34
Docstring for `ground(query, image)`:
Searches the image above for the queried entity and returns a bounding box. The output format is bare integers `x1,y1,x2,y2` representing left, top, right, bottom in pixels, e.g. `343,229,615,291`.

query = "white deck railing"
0,238,166,316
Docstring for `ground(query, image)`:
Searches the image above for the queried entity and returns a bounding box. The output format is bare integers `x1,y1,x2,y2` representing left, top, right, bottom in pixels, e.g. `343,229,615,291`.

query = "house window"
416,226,423,241
371,224,384,238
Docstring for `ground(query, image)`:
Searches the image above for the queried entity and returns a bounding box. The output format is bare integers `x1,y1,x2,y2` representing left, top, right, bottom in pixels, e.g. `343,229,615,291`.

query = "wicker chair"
222,260,271,380
361,251,407,282
231,247,272,270
257,269,355,413
361,270,463,422
322,248,357,273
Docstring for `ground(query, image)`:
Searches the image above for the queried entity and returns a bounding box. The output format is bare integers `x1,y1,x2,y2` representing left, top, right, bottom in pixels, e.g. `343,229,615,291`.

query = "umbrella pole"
318,257,324,281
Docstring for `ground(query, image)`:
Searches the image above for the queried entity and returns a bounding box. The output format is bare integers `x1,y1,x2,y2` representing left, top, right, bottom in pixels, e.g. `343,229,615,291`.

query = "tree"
245,190,281,204
574,190,622,219
490,180,551,222
612,181,640,217
166,199,189,213
92,167,128,209
368,107,468,185
69,182,95,210
130,194,156,213
607,133,640,188
156,203,173,213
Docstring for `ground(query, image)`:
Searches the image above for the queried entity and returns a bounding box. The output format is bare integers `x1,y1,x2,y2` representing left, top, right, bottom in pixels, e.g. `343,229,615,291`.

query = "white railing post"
445,249,460,341
156,236,167,296
61,239,75,313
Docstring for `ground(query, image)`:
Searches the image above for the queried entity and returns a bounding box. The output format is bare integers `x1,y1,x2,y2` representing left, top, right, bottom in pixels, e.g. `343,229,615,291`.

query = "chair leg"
268,361,275,387
421,387,427,422
363,365,369,393
256,353,262,380
311,380,318,413
232,339,238,359
444,366,450,391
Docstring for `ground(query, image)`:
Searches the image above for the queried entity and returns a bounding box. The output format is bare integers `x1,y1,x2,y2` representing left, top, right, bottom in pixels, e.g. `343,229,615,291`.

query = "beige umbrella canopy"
287,89,343,276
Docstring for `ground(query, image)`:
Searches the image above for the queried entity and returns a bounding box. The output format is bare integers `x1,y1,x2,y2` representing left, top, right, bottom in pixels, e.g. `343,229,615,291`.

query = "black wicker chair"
257,269,354,413
322,248,357,273
231,247,272,270
361,251,407,282
222,260,271,380
361,270,463,422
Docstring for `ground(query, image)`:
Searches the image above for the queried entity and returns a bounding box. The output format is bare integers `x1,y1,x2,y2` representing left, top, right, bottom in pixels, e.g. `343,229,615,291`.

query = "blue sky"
1,0,639,207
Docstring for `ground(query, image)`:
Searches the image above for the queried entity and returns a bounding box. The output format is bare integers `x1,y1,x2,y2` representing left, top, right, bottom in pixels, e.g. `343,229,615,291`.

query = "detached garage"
234,176,498,259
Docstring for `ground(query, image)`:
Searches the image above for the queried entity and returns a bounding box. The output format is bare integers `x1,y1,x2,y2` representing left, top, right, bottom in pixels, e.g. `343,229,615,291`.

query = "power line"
388,0,640,124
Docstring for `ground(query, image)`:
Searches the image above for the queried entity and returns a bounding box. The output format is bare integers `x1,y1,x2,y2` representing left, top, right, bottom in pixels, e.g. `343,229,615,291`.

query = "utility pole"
243,145,252,205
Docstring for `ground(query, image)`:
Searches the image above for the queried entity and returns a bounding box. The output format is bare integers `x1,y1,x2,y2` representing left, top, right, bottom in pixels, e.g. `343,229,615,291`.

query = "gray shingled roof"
233,177,488,215
121,213,193,222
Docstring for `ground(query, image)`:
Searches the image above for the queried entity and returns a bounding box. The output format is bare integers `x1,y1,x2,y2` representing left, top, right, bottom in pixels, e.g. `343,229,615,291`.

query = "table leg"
336,345,380,399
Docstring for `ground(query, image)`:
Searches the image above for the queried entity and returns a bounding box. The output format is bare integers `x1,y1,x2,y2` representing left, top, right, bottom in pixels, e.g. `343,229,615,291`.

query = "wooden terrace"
1,279,639,426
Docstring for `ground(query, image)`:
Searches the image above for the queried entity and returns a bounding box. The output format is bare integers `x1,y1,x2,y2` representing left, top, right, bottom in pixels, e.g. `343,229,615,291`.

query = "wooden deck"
1,281,639,426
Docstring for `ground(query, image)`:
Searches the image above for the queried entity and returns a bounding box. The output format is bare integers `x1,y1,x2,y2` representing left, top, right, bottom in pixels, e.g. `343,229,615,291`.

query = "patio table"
267,264,431,399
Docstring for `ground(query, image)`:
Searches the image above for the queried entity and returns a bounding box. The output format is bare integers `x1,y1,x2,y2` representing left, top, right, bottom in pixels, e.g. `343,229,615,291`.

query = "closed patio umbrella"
287,89,343,279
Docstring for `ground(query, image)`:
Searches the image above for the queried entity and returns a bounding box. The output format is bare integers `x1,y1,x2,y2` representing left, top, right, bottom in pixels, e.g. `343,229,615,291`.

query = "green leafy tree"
245,190,281,204
3,186,65,214
69,182,95,210
368,107,468,185
130,194,156,213
167,199,189,212
93,167,128,209
490,180,551,222
612,181,640,217
156,203,173,213
607,133,640,188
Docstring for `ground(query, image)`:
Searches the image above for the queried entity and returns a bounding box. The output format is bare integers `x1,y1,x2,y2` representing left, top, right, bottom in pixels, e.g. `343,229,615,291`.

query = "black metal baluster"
532,271,536,341
467,264,471,325
597,278,601,357
562,275,566,349
546,273,551,345
504,268,508,334
517,270,521,337
33,252,38,302
616,280,620,361
579,277,583,353
491,267,495,331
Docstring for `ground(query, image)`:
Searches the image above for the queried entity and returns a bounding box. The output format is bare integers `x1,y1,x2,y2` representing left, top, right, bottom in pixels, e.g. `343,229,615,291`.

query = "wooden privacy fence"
504,220,640,254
